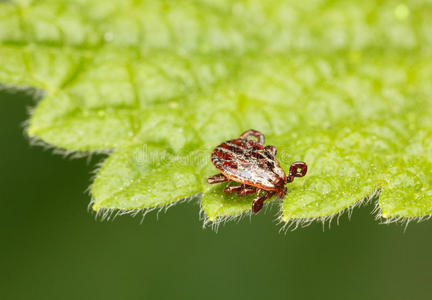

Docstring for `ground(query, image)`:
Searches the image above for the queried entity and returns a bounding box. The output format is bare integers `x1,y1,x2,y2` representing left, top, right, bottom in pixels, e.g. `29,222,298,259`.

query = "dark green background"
1,89,432,300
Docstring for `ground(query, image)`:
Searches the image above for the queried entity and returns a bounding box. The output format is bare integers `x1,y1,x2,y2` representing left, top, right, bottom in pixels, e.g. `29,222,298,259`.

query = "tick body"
207,129,307,213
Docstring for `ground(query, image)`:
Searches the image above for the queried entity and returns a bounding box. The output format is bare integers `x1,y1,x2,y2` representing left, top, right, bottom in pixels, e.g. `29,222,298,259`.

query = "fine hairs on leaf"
1,0,432,229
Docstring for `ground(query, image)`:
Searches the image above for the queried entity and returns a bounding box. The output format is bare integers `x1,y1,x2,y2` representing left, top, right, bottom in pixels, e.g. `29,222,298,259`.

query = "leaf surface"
1,0,432,224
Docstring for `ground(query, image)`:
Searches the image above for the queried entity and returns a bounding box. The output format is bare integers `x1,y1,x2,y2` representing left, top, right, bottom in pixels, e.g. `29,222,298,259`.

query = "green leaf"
92,143,205,211
1,0,432,226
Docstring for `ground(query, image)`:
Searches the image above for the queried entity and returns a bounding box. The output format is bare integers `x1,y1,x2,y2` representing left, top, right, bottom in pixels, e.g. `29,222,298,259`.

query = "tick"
207,129,307,213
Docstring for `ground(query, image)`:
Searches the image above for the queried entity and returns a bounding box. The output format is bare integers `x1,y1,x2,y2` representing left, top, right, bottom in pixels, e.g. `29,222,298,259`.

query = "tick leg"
276,187,287,199
240,129,265,145
207,173,229,184
287,161,308,183
252,190,275,213
223,185,243,194
225,184,256,196
264,145,277,156
238,185,257,196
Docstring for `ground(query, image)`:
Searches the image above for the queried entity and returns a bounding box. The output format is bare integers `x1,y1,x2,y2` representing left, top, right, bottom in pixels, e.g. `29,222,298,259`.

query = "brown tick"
207,129,307,213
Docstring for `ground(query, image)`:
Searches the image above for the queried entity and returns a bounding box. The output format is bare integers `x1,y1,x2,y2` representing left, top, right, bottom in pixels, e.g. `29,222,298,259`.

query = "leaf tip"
27,122,42,138
27,126,36,136
207,216,216,222
91,202,101,211
280,215,289,223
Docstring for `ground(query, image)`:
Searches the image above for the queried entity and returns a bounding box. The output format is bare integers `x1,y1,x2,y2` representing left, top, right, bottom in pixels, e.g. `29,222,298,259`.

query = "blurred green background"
2,89,432,300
